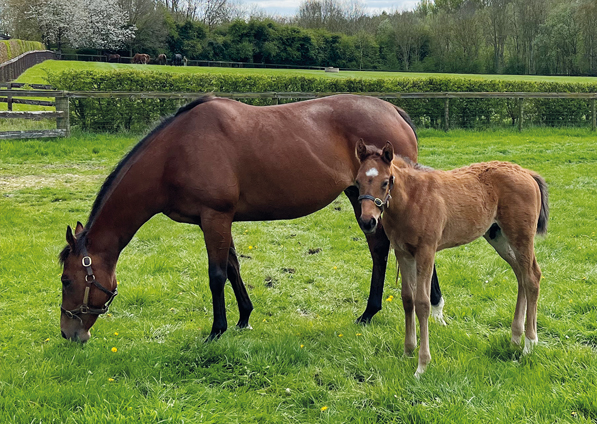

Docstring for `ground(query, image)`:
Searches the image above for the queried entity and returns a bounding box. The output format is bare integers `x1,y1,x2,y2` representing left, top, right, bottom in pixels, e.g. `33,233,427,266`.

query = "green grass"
1,128,596,423
16,60,597,85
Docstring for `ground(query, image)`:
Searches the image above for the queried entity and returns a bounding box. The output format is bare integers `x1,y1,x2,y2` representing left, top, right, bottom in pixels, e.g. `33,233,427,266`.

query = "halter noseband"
61,248,118,322
357,177,394,211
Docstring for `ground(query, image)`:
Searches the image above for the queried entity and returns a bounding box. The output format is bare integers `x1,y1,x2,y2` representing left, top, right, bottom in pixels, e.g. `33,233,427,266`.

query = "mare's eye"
61,277,71,287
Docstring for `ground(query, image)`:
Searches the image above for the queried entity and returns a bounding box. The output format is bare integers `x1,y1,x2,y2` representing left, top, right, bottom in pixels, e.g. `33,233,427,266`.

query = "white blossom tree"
29,0,135,53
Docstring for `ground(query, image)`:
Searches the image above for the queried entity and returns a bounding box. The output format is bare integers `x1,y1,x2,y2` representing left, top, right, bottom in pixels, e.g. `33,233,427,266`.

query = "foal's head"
354,139,395,234
59,222,118,342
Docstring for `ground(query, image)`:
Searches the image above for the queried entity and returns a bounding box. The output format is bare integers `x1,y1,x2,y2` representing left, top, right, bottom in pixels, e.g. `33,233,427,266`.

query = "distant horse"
107,54,120,63
59,95,444,342
157,54,167,65
132,53,150,64
354,139,548,377
173,54,183,66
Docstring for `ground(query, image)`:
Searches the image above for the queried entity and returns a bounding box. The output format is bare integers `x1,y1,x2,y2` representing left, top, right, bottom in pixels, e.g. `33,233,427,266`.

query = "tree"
29,0,135,53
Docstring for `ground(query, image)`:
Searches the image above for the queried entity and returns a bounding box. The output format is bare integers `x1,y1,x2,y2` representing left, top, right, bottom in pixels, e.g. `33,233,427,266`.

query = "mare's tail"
532,173,549,235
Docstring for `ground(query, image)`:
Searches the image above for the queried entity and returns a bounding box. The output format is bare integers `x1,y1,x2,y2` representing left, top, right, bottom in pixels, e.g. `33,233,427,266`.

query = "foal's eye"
381,180,389,189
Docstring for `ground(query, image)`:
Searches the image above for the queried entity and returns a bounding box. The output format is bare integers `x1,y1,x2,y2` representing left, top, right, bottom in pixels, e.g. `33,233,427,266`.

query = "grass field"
14,59,597,86
1,127,596,423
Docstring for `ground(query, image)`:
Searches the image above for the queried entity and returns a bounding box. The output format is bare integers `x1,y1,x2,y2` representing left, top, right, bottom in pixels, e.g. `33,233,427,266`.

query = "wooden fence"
0,50,56,82
1,90,596,140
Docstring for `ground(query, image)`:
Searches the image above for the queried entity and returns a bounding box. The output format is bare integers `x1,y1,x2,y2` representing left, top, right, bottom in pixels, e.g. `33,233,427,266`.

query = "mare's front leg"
414,247,436,378
227,239,254,329
202,210,234,341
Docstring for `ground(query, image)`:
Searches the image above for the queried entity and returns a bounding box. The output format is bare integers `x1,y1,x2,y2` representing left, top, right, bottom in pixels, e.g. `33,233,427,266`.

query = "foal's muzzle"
359,216,379,234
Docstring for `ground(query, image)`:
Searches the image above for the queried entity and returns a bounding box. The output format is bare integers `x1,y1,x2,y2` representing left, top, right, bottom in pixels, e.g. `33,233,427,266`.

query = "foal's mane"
59,95,215,263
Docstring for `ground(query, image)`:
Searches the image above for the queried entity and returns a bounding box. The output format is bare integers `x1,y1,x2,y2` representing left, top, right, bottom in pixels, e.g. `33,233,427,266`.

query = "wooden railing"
0,50,56,82
1,90,596,140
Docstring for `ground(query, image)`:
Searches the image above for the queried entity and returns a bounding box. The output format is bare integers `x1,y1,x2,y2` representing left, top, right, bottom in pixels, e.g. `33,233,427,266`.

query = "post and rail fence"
0,50,56,82
1,89,596,140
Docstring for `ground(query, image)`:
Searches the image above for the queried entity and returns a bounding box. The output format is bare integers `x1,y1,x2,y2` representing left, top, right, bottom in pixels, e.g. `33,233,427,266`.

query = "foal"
354,139,548,377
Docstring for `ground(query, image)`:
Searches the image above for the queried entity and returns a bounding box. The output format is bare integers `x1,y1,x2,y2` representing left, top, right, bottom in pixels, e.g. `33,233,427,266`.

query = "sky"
243,1,419,17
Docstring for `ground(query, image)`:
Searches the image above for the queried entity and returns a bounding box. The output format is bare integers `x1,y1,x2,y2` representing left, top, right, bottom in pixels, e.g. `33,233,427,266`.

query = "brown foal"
354,139,548,377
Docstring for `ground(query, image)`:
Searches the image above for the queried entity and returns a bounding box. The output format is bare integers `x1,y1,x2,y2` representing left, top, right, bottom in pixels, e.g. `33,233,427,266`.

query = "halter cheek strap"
357,177,394,211
61,248,118,321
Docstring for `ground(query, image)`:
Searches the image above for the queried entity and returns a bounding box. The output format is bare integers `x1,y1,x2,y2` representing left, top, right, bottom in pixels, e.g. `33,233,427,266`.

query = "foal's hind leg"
484,225,526,345
227,239,254,330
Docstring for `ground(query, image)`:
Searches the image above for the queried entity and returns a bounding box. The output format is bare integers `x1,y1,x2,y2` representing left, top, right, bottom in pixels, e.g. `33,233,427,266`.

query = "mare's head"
355,139,395,234
59,222,118,342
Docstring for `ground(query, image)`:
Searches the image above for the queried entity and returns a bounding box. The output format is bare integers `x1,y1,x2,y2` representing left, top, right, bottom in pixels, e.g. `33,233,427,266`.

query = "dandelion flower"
108,378,115,382
356,333,362,336
44,338,50,342
338,334,343,337
386,295,394,302
321,406,328,412
333,266,337,270
300,344,304,348
249,245,253,250
111,347,118,353
107,314,112,317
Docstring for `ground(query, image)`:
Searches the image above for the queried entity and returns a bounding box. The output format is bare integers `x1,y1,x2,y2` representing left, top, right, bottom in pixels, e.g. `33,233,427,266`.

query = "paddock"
0,127,595,422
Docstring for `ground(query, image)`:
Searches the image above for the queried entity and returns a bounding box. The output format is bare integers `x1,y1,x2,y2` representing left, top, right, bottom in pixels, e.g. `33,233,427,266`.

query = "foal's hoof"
522,337,538,355
414,365,427,379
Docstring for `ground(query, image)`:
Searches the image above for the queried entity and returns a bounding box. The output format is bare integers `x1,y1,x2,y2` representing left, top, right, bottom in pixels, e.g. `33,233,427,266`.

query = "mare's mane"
59,95,215,263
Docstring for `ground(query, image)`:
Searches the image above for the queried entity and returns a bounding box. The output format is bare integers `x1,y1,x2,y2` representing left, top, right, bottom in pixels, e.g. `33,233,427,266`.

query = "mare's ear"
66,226,76,249
382,141,394,164
355,138,367,162
75,221,85,236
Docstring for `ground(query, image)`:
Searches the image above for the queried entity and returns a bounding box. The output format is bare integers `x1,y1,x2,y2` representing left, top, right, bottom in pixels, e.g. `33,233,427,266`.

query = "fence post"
273,93,279,105
55,94,70,137
444,98,449,132
518,98,524,132
591,99,597,131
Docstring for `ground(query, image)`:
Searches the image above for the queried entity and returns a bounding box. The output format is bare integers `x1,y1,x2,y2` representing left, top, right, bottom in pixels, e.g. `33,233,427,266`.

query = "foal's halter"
61,248,118,322
357,177,394,211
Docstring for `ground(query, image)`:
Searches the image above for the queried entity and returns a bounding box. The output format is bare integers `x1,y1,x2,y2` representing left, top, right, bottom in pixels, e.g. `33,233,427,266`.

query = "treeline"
3,0,597,76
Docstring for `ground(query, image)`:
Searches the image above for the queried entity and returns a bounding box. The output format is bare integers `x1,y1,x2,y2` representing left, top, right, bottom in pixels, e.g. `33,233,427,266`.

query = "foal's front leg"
397,253,417,356
414,248,436,378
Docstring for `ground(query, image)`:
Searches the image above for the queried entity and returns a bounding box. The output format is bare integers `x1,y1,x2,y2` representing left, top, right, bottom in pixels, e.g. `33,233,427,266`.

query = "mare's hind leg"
344,186,444,323
227,239,254,329
201,210,234,340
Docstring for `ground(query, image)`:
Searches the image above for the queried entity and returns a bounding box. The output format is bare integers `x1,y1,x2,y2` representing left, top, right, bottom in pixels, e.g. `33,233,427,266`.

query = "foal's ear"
75,221,85,236
382,141,394,164
66,226,76,249
355,138,367,162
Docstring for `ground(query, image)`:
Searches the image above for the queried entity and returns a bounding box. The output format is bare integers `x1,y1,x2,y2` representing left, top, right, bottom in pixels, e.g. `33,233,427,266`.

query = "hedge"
0,40,46,63
45,69,597,132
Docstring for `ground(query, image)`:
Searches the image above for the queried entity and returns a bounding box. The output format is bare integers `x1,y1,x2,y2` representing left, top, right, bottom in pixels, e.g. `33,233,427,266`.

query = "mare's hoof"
205,329,225,342
236,321,253,330
355,314,373,325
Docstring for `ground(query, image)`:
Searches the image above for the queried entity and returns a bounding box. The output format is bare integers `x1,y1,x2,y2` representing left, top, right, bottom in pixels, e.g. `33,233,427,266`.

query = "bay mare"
58,95,445,342
354,140,548,377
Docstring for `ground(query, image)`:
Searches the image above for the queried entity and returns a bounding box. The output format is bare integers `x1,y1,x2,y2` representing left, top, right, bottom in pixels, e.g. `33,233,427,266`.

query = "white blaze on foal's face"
365,167,379,177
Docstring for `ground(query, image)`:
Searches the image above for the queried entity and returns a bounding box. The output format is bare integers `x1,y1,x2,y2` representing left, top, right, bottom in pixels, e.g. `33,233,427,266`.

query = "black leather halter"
61,248,118,322
357,177,394,211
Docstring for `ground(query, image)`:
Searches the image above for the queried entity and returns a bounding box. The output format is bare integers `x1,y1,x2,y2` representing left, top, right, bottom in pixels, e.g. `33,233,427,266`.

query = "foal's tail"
532,173,549,235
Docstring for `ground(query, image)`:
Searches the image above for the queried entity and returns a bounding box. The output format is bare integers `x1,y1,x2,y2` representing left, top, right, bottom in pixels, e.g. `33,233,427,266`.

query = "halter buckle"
85,274,95,282
82,256,92,267
373,198,383,208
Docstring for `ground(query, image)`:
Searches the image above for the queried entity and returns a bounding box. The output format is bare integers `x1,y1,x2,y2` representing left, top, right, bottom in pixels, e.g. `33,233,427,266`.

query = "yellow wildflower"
111,347,118,353
249,245,253,250
108,378,115,382
338,334,343,337
300,344,304,348
321,406,328,412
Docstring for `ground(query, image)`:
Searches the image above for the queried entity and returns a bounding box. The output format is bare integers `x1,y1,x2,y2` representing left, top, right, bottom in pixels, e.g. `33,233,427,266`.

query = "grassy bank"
0,128,596,423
